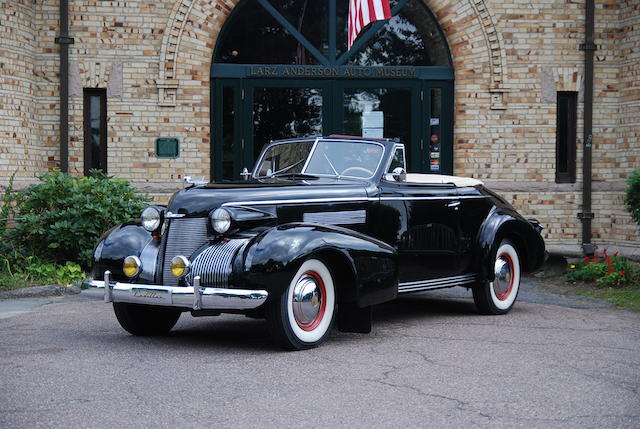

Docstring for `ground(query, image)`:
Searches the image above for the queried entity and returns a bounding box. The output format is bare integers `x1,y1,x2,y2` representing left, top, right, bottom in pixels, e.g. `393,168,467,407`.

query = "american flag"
348,0,392,49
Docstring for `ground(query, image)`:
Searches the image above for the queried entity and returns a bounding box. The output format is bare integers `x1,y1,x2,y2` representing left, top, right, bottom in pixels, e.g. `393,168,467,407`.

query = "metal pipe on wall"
55,0,73,173
579,0,596,256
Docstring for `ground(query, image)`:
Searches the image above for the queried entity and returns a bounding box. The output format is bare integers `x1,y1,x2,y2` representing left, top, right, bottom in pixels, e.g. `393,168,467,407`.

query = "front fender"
235,223,398,307
91,223,158,282
477,207,546,281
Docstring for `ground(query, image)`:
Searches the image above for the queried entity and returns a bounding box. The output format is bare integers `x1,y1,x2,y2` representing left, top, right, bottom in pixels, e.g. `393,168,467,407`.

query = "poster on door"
363,111,384,138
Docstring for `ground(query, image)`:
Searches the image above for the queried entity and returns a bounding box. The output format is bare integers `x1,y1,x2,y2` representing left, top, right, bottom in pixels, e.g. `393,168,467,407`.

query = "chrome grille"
162,217,209,285
189,239,248,288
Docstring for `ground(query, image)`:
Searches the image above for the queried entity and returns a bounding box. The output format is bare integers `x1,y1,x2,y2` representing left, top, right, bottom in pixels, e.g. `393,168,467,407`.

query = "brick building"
1,0,638,256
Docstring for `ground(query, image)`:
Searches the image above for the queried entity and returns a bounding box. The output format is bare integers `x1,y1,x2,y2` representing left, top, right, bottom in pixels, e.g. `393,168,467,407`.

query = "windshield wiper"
271,172,319,180
269,159,305,177
323,153,339,177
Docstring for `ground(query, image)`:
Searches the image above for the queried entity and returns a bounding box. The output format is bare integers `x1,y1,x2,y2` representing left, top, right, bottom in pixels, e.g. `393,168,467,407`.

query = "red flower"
583,256,591,263
614,251,619,257
621,271,626,278
605,256,613,274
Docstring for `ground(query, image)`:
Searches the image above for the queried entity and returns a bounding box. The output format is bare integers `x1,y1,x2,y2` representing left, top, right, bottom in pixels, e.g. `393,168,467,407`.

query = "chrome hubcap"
493,256,513,299
292,273,323,328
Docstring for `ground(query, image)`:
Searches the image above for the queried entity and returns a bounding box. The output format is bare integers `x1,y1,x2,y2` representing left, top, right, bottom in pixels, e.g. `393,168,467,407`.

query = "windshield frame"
252,137,387,181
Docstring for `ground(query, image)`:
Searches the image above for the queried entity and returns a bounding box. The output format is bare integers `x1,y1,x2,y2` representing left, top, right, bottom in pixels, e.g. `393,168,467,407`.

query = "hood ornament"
183,176,208,187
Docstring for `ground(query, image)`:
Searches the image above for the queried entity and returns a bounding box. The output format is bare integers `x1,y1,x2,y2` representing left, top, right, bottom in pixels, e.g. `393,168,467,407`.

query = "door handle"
446,200,461,209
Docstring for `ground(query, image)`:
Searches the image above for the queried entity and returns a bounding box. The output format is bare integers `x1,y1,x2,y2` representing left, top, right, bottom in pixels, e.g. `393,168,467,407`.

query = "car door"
372,179,465,283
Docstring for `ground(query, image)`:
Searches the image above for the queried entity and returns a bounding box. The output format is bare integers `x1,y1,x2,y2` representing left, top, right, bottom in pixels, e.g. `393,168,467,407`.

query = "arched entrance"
211,0,453,181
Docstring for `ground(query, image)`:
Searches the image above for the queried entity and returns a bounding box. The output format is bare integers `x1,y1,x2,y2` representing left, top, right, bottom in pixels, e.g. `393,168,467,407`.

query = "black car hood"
167,178,370,217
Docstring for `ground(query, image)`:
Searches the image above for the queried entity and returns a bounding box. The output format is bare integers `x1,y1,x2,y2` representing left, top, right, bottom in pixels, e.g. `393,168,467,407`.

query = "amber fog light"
123,255,142,278
171,256,190,278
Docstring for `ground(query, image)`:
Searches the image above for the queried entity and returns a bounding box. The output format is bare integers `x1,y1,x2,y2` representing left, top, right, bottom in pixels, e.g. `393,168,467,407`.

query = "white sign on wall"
362,111,384,138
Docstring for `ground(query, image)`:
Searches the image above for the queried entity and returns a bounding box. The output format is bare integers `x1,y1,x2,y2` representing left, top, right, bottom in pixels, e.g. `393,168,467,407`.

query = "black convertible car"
86,136,545,349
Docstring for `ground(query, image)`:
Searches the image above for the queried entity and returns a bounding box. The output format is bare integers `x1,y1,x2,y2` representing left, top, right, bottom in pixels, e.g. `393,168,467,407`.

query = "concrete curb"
0,285,82,300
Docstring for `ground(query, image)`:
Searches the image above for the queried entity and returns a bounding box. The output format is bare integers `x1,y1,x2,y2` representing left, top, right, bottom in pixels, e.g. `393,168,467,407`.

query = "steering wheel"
340,166,374,177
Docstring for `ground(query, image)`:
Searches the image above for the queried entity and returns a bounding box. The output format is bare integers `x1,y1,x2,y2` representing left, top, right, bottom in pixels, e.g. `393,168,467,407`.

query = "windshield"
255,141,314,177
255,139,385,180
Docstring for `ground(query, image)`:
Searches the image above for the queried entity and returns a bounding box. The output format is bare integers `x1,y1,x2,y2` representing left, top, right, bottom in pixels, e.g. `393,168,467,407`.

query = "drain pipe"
578,0,596,256
54,0,73,173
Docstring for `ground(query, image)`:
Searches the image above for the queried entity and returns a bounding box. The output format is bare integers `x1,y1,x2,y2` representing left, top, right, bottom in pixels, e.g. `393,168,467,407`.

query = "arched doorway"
211,0,453,181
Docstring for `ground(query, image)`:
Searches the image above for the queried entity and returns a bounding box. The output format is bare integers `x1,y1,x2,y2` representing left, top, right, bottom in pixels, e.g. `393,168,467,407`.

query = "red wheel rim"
294,270,327,331
494,253,515,301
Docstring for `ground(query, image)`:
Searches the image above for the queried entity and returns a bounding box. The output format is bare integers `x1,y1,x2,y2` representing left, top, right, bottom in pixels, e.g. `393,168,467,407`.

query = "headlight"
123,255,142,278
141,207,162,232
211,208,232,234
171,255,190,278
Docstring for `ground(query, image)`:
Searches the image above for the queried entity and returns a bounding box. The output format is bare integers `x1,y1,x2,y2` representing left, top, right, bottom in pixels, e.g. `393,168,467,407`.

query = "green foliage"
626,168,640,225
578,288,640,312
595,272,627,288
0,253,85,291
568,251,639,288
0,173,16,239
10,170,149,268
567,260,607,282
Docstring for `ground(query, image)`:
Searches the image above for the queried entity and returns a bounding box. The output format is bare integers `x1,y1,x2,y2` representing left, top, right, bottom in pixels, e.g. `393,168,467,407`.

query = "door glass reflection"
343,87,412,163
222,86,235,180
428,88,442,172
253,87,323,161
89,95,103,171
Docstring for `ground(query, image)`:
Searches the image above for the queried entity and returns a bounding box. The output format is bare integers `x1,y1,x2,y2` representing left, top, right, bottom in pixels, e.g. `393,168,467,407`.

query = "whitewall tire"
267,259,336,350
472,240,521,315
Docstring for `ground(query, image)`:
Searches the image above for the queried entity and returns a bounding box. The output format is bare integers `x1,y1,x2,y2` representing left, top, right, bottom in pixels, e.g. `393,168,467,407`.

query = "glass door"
212,78,453,181
421,81,453,175
244,80,331,171
333,80,422,171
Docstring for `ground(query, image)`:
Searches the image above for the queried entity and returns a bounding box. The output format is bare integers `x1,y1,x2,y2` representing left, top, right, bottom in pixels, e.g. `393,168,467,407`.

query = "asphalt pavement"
1,277,638,428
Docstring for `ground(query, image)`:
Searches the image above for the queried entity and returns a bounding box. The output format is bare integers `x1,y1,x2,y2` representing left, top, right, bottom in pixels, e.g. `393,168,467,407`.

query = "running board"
398,274,477,294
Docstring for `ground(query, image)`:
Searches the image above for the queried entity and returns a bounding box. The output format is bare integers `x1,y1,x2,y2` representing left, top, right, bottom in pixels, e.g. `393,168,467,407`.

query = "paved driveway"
1,278,639,428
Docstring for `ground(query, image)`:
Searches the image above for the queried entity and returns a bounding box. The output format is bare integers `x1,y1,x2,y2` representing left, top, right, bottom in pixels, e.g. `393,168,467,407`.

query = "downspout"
578,0,596,255
54,0,73,173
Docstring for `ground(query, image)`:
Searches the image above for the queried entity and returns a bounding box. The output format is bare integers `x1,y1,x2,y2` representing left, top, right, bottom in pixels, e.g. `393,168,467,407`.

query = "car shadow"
94,292,480,352
372,293,478,324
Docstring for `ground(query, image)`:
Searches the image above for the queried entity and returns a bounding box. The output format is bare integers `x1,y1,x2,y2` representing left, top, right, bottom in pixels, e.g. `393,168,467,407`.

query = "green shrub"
626,168,640,224
567,259,608,282
11,170,149,268
596,272,627,288
0,254,85,290
568,250,639,288
0,173,16,239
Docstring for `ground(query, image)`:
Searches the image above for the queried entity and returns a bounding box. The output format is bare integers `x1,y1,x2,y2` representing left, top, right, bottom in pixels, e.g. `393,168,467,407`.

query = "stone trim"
468,0,509,109
482,180,628,193
541,67,584,104
157,0,198,106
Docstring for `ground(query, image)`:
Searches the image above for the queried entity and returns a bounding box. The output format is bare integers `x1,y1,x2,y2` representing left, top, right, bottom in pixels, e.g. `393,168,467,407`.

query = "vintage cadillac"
86,136,546,349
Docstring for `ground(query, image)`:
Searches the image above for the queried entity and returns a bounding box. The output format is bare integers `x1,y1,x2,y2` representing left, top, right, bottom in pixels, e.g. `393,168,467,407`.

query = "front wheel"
267,259,336,350
472,240,521,315
113,302,181,336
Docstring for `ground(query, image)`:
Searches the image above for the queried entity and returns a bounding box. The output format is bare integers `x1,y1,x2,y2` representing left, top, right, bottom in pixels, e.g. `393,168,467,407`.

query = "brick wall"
0,0,46,179
0,0,638,250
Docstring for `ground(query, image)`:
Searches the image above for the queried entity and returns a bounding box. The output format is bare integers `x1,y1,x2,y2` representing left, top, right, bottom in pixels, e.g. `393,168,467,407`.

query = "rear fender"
476,207,546,282
235,223,398,307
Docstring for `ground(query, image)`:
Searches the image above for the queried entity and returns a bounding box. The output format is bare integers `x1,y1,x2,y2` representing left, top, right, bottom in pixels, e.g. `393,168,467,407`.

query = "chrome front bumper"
83,271,268,311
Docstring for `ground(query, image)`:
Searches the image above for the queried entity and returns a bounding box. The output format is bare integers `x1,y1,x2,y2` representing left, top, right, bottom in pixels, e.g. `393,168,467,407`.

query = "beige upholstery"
384,173,483,187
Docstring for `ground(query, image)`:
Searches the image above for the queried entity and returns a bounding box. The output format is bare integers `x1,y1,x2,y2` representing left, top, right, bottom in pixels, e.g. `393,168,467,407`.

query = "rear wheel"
473,240,521,315
267,259,336,350
113,303,181,336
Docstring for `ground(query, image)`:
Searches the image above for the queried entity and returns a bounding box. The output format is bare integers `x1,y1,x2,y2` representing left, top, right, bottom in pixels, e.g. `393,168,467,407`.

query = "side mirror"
391,167,406,182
